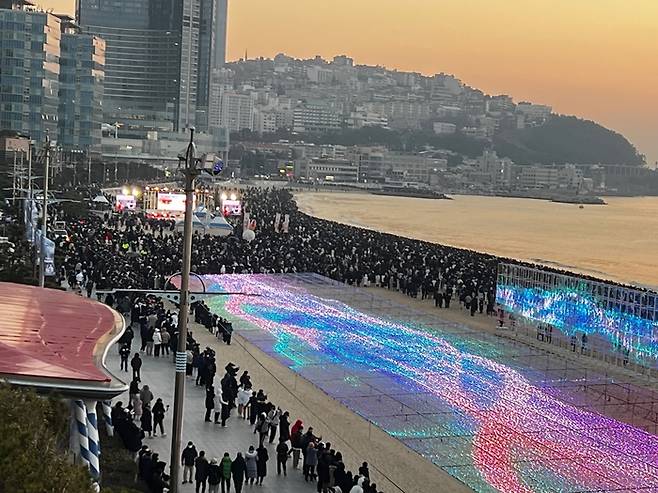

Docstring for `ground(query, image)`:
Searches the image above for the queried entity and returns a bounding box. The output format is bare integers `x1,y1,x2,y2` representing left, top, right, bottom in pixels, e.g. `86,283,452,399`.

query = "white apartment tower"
220,91,254,131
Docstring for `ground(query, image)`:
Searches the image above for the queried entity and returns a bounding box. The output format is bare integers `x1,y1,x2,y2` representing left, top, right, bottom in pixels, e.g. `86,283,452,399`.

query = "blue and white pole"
101,400,114,437
85,400,101,479
73,400,91,469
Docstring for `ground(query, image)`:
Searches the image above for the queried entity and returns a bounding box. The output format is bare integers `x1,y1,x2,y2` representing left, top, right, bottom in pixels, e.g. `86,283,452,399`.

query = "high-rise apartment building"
220,91,253,131
76,0,228,136
197,0,228,129
57,15,105,151
0,1,105,150
0,0,61,144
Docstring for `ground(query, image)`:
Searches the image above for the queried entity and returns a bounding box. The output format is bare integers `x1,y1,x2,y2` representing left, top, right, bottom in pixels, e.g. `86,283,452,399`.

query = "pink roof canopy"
0,283,121,383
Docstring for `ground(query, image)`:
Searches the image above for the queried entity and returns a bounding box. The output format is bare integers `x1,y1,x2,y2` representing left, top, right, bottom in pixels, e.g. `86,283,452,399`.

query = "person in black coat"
140,402,153,437
207,458,222,491
317,452,331,493
138,450,153,483
195,451,210,493
118,413,144,452
358,461,370,479
120,325,134,349
256,445,268,485
205,386,215,422
119,343,131,372
152,398,167,437
248,392,258,425
279,411,291,443
131,353,142,382
231,452,247,493
276,438,290,476
181,441,198,484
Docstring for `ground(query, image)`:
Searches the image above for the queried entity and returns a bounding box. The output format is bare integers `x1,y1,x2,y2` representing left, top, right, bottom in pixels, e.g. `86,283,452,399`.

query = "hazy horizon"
39,0,658,165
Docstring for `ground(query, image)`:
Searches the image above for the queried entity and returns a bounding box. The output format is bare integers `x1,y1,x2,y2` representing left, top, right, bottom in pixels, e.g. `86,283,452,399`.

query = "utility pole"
28,143,34,244
169,128,200,492
19,152,24,194
27,143,32,201
39,138,51,288
12,151,17,203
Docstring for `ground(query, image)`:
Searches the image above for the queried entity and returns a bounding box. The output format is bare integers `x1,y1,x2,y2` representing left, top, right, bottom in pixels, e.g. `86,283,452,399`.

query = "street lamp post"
169,128,200,492
27,143,32,202
39,138,51,288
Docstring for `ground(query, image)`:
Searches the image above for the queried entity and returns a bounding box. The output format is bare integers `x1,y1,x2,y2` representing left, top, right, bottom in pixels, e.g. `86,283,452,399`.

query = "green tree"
494,115,645,165
0,384,94,493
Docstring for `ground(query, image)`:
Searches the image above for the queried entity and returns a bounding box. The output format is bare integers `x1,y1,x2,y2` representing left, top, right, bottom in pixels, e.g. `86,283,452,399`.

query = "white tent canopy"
92,195,110,204
174,214,234,236
175,214,206,232
206,214,233,237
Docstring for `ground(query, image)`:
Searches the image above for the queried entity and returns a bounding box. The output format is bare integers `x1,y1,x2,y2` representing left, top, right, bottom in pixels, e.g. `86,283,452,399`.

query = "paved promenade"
105,297,474,493
107,323,314,493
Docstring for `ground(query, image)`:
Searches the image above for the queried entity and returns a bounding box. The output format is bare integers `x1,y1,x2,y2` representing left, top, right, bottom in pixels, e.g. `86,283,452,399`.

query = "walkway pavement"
106,323,313,493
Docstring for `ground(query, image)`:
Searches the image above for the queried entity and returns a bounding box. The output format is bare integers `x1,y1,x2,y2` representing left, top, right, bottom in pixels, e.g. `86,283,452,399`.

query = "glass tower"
58,17,105,151
76,0,227,136
0,5,61,143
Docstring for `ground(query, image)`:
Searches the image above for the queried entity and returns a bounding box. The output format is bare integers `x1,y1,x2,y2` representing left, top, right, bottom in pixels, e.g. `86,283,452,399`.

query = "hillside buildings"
214,54,553,146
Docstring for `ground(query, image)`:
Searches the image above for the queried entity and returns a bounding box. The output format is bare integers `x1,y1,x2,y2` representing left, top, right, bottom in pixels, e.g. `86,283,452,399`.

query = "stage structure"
496,263,658,370
172,273,658,493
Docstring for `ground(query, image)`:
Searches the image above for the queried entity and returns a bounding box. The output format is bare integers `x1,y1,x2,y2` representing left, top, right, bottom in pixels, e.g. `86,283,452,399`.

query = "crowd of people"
109,292,385,493
57,187,509,316
56,184,652,493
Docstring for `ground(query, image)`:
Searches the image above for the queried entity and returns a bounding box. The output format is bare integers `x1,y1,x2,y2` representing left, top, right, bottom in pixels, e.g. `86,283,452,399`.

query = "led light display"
496,284,658,360
199,274,658,493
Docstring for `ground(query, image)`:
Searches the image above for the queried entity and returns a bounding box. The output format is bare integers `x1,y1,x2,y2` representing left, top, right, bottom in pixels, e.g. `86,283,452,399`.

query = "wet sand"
296,193,658,288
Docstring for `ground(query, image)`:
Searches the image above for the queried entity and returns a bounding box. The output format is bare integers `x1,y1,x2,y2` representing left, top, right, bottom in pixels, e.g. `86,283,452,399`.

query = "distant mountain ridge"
234,114,645,166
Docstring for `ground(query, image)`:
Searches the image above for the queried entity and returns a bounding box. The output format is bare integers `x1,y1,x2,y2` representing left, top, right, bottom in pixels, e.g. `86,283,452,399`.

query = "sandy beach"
296,192,658,288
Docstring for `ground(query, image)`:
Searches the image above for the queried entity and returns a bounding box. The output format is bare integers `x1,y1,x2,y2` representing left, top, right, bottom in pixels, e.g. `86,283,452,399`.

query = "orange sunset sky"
40,0,658,164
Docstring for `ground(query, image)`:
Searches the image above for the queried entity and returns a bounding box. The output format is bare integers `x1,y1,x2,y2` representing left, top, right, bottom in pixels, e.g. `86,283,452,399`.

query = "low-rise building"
472,150,514,189
296,157,358,182
306,65,334,84
558,164,584,190
347,110,389,129
433,122,457,135
518,166,559,190
350,147,446,184
292,103,342,133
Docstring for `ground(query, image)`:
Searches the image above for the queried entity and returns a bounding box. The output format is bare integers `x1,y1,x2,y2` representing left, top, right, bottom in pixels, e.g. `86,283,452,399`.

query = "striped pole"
85,400,101,479
73,400,91,469
101,400,114,437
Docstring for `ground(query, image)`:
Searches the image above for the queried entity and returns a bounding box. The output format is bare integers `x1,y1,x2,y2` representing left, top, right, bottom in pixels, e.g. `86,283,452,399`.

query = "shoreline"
295,191,658,289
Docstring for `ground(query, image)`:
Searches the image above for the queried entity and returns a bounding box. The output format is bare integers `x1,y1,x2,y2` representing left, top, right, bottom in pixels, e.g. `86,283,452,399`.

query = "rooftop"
0,282,126,398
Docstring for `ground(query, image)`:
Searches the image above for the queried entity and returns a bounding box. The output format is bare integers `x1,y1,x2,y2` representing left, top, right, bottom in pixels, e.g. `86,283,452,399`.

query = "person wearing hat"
208,458,221,493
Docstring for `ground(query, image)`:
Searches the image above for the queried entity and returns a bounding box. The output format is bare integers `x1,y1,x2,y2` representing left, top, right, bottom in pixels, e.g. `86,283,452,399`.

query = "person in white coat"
237,385,251,419
152,328,162,357
349,476,365,493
